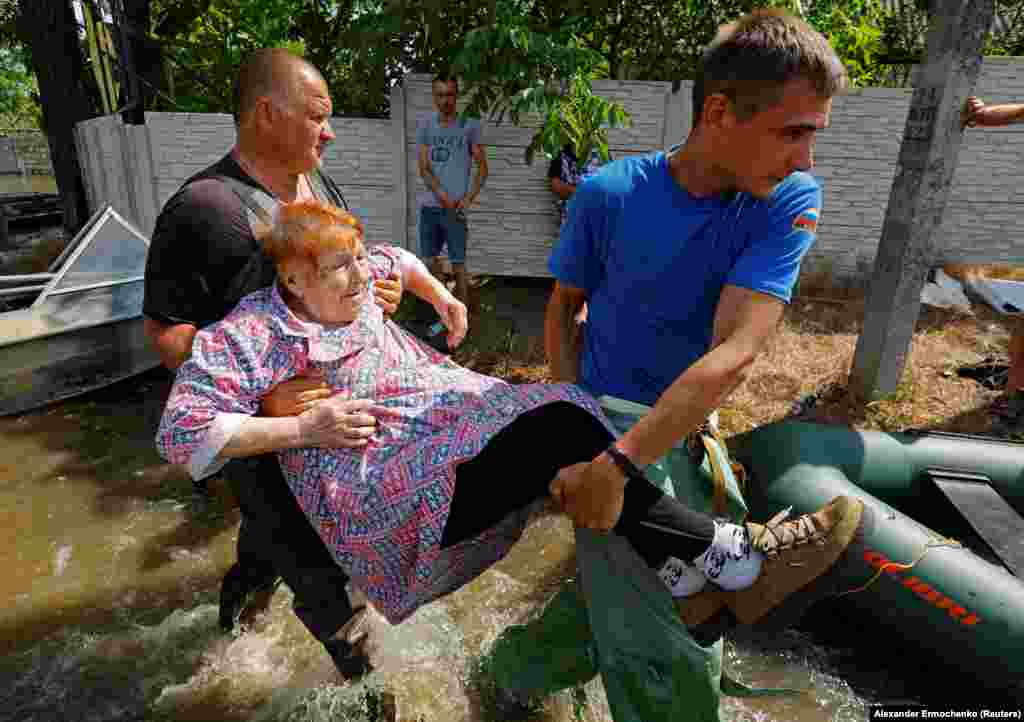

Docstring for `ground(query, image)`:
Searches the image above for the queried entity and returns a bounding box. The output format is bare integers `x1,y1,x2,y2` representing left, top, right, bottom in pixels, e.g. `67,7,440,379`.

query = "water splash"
0,605,220,722
0,514,879,722
719,628,875,722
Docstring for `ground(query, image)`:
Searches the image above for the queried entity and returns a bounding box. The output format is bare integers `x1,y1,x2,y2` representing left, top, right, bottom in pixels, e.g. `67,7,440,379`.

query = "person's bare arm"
964,97,1024,128
459,144,489,209
544,281,588,383
144,317,197,371
418,144,452,208
550,177,577,201
982,103,1024,125
395,248,468,348
615,286,783,465
398,249,454,307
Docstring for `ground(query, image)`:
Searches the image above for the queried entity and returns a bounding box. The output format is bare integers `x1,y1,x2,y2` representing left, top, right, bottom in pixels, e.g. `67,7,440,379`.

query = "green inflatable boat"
730,421,1024,701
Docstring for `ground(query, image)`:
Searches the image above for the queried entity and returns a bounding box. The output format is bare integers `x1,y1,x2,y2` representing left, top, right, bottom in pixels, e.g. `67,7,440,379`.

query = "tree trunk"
17,0,97,234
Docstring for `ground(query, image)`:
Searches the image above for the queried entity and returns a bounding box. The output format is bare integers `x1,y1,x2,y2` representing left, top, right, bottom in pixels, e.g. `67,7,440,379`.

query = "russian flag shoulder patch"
793,208,819,234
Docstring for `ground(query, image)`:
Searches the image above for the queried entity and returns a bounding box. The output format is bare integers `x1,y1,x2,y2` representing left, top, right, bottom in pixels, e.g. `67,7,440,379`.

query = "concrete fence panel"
73,58,1024,284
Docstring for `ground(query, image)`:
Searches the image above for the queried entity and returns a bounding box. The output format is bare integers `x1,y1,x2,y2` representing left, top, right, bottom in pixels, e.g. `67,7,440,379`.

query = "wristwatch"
604,444,646,486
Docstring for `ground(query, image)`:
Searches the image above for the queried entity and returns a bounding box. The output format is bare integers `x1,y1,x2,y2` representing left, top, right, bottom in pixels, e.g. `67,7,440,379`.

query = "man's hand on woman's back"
260,370,333,417
262,377,381,448
260,272,403,419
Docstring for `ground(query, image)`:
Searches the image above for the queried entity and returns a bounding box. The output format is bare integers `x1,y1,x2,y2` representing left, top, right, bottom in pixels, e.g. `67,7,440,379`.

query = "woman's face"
286,240,370,325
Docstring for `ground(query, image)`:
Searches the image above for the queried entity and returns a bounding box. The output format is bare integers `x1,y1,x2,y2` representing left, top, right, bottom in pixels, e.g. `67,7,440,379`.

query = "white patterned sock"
693,521,764,591
656,556,708,598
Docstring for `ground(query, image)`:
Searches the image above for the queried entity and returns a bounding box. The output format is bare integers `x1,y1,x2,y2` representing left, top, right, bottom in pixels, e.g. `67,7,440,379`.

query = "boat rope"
836,536,963,597
694,428,748,515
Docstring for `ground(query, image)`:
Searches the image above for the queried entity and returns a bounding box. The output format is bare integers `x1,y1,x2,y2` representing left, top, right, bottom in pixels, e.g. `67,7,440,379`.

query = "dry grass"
721,297,1013,439
447,277,1022,443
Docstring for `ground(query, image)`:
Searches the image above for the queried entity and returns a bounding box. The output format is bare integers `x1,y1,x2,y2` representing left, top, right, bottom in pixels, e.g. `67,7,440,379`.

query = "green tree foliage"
522,73,631,166
146,0,497,117
449,1,631,165
0,45,41,129
449,1,603,120
798,0,890,87
127,0,1019,122
10,0,1022,139
150,0,306,113
873,0,1022,83
984,0,1024,57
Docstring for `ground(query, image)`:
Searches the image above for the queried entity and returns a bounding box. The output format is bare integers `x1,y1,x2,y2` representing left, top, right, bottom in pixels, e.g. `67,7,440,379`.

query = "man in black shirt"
143,48,401,678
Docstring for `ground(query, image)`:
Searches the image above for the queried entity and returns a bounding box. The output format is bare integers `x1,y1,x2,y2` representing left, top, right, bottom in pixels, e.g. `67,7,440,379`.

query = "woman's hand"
372,273,403,316
549,455,626,532
260,369,332,417
297,392,378,448
435,294,468,349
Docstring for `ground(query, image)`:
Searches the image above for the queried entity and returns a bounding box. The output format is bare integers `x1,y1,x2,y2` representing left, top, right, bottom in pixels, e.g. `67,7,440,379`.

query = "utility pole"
110,0,142,123
849,0,996,399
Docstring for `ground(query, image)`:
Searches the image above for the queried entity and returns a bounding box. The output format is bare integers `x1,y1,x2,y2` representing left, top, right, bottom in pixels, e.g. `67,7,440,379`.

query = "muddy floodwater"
0,367,976,721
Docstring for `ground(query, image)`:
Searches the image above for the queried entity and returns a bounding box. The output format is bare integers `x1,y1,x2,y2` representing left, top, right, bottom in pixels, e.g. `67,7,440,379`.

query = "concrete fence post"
391,83,410,252
127,123,158,236
849,0,995,399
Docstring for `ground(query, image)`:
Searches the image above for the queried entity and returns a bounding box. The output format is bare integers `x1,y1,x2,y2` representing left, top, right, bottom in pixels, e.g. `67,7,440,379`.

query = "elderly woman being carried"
157,200,863,668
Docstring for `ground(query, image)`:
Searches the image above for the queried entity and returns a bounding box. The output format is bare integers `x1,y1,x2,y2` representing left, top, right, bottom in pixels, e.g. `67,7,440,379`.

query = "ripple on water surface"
0,571,887,722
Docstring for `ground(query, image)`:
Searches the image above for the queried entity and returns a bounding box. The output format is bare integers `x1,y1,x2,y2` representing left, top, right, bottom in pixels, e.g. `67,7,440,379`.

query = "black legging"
441,401,716,570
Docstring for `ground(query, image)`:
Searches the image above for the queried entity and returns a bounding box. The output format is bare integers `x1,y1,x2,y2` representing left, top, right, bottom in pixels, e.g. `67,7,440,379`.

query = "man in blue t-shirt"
546,8,840,536
416,74,488,308
527,9,851,720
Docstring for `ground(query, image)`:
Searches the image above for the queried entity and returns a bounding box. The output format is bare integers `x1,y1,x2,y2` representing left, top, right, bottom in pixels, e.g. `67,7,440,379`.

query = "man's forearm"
419,154,446,202
544,299,583,383
468,155,488,200
614,343,756,466
421,164,442,195
985,104,1024,125
219,415,304,459
144,318,196,371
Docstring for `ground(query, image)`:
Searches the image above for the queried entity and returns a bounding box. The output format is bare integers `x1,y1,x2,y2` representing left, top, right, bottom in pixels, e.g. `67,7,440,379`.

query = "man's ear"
700,93,734,131
254,94,279,131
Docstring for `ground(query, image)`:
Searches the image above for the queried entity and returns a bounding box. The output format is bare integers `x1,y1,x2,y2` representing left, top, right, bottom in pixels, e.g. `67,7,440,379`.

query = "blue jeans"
419,206,468,264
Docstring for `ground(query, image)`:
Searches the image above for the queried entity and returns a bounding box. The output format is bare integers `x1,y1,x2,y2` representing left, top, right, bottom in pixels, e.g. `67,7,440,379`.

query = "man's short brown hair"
692,9,847,126
234,48,323,125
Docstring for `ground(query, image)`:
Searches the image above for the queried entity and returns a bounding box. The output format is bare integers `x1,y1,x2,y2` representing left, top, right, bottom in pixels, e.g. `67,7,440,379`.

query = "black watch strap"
604,444,646,485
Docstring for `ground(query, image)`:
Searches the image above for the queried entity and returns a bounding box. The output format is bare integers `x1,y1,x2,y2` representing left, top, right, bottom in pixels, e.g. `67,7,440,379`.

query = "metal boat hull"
0,315,159,416
0,206,161,416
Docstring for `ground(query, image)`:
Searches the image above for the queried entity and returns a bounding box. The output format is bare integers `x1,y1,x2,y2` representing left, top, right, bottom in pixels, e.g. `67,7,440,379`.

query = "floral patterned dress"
156,244,613,624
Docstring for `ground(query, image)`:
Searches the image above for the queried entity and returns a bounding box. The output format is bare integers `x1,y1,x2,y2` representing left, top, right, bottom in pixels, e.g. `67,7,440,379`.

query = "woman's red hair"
260,200,364,272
